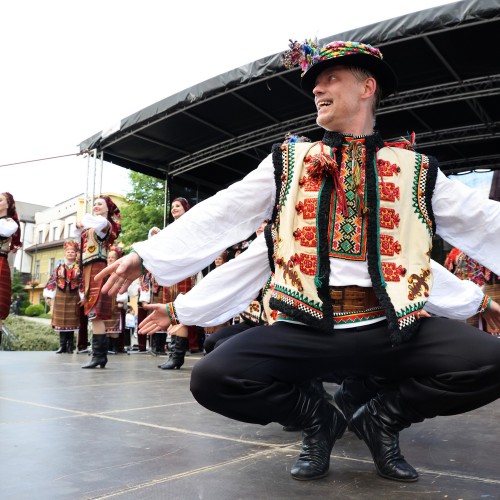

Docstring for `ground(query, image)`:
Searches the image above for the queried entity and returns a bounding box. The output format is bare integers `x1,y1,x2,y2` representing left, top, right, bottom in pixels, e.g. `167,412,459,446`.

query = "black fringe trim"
271,143,284,223
268,296,325,330
263,224,275,274
364,133,406,346
425,155,439,236
316,174,334,331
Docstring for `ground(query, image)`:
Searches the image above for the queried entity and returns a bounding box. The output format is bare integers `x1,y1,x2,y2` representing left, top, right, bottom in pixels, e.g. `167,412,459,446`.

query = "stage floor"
1,351,499,500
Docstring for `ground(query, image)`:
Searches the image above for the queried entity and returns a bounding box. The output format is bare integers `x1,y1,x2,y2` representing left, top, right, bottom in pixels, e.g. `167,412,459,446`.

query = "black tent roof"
79,0,500,196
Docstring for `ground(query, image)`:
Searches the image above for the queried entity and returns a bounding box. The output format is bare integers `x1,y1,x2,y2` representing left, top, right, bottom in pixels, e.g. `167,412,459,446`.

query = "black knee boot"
283,378,333,431
55,331,67,353
350,391,420,482
282,390,347,481
66,332,74,353
332,376,387,427
155,332,167,354
82,335,108,369
108,337,118,354
158,336,188,370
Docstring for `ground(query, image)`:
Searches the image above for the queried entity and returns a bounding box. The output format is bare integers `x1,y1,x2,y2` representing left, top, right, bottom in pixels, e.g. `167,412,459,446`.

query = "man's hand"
139,303,172,335
482,299,500,334
95,252,142,295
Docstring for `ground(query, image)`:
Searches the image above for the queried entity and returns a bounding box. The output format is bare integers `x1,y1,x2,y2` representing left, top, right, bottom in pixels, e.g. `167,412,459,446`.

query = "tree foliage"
11,270,29,302
120,171,167,247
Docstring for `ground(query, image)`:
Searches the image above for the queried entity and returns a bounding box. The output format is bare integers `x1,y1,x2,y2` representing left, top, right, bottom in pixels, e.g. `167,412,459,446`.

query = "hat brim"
301,53,398,97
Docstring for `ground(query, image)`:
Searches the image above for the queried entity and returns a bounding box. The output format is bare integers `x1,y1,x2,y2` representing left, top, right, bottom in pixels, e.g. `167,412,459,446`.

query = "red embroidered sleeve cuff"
165,302,180,325
478,295,492,314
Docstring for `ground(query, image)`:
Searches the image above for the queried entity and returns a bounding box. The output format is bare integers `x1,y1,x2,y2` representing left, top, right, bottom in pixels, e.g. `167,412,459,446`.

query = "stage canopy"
79,0,500,197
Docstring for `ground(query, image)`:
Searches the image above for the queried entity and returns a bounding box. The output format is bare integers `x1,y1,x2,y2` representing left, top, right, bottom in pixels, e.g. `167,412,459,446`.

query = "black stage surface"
1,351,499,499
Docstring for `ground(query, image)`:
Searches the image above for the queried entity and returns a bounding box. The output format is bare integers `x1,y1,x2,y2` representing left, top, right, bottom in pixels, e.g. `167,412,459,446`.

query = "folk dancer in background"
43,240,83,353
77,196,121,369
0,192,22,344
104,245,128,354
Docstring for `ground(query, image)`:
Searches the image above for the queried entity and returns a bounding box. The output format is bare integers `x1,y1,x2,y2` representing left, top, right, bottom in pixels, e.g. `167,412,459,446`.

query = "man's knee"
190,356,219,406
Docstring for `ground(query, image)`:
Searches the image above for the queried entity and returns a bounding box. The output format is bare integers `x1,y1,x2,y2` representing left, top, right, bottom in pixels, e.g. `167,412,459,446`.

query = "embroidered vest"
265,134,438,345
240,276,274,326
81,228,110,266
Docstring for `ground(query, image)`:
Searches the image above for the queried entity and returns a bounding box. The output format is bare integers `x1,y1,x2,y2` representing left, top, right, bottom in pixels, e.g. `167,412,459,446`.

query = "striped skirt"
104,296,122,334
83,262,112,320
52,288,80,331
0,255,11,320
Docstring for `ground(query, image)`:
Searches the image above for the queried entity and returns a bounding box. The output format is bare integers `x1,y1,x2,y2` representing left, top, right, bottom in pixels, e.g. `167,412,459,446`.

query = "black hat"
283,40,397,97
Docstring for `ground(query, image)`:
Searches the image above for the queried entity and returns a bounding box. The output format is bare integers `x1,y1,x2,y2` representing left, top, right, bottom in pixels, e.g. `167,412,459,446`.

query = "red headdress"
172,197,191,212
2,192,22,253
98,195,121,242
63,239,80,252
108,245,123,259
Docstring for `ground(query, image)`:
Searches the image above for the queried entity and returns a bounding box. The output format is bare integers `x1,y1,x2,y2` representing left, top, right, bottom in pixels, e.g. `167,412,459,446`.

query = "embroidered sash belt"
329,285,380,313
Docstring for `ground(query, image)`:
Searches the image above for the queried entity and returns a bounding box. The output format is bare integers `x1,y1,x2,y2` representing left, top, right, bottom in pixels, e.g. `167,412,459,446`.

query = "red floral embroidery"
377,159,400,177
299,253,317,276
380,235,402,256
382,262,406,282
379,208,400,229
293,227,317,247
299,175,323,192
379,183,400,202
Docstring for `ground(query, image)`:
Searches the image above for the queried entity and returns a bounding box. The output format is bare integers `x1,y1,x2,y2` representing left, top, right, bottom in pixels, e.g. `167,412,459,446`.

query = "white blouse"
0,218,18,237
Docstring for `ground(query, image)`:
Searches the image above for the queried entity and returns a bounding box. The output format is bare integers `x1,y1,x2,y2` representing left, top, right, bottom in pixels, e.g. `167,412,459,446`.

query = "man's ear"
362,76,377,98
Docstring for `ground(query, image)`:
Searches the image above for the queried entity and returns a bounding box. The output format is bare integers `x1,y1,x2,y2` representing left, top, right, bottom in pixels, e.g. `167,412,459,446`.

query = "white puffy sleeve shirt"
0,218,18,237
133,154,275,285
132,158,500,325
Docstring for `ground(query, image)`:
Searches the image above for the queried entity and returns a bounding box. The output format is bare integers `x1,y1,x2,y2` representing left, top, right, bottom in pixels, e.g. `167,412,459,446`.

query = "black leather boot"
283,391,347,481
82,335,108,369
55,332,67,353
155,332,167,354
283,378,333,431
350,392,419,482
108,337,118,355
158,336,188,370
66,332,74,353
159,334,175,367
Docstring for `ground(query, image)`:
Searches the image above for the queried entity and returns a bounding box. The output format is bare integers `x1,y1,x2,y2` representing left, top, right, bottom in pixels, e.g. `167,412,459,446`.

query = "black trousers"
203,322,252,354
190,317,500,425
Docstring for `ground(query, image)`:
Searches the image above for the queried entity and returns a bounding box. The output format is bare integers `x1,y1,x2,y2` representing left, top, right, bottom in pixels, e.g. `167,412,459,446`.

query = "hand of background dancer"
95,252,142,295
139,303,172,334
167,323,186,335
482,299,500,334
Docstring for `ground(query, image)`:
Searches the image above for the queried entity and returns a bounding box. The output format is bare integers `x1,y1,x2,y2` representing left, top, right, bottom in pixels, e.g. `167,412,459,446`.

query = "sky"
0,0,458,208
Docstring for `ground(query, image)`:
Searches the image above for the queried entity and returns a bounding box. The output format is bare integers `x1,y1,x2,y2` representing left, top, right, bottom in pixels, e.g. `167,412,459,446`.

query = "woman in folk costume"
104,245,128,354
43,240,83,353
139,227,168,355
0,192,22,342
158,197,202,369
77,195,121,368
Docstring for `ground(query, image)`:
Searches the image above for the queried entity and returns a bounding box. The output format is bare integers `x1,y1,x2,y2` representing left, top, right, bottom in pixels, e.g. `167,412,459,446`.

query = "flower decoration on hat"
282,39,397,96
282,39,321,74
109,245,123,258
283,39,384,75
64,239,80,252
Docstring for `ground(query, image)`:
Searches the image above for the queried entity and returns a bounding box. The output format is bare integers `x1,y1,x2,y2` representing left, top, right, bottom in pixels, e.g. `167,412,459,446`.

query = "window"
67,222,74,238
34,260,40,280
52,227,58,241
38,231,43,244
49,258,55,276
